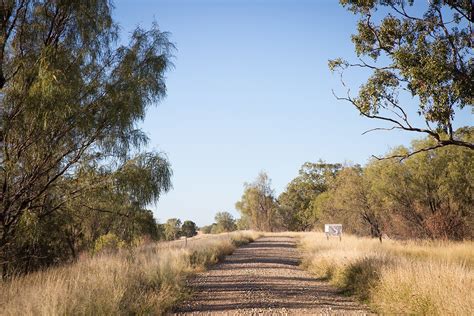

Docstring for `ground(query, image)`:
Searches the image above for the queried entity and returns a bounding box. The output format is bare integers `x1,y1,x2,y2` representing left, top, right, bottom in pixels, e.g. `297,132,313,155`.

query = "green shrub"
94,233,126,254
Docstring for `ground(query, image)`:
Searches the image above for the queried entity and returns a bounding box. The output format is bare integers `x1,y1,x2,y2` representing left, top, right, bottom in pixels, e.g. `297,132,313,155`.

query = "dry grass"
0,231,260,316
300,232,474,315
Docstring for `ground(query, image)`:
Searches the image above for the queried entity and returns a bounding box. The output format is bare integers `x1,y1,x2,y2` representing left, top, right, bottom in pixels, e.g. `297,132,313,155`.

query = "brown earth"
173,236,370,315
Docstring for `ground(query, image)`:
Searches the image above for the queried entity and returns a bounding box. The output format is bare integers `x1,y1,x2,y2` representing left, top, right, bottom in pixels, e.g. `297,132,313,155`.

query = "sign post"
324,224,342,241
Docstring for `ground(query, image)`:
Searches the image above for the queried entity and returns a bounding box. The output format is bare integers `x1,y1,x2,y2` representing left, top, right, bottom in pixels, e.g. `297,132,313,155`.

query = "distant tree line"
159,218,198,241
235,130,473,240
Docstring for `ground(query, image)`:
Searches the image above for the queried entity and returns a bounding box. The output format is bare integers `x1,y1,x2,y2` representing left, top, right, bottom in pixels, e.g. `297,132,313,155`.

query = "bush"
181,220,198,238
94,233,126,255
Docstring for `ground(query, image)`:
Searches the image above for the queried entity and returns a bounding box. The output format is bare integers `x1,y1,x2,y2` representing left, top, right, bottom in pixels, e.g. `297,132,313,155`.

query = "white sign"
324,224,342,236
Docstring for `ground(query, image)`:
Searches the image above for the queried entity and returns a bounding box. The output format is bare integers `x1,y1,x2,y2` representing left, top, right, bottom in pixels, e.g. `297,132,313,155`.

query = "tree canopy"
0,0,173,277
181,220,198,238
214,211,237,233
235,172,278,232
329,0,473,158
278,162,341,231
164,218,181,241
237,130,472,240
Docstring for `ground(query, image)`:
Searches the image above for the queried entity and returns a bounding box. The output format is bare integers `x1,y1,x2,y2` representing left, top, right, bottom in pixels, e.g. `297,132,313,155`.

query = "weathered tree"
329,0,473,158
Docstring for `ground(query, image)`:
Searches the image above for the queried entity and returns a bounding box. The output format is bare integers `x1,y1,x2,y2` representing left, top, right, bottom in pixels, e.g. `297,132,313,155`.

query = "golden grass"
300,232,474,315
0,231,260,316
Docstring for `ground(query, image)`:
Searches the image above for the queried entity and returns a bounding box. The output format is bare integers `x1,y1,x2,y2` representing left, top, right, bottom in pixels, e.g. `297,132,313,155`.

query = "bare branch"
371,143,444,162
332,89,474,156
372,139,474,162
362,126,400,135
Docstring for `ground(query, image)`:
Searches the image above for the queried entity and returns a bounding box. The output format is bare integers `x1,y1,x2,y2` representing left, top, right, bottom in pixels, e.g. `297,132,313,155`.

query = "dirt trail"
173,236,369,315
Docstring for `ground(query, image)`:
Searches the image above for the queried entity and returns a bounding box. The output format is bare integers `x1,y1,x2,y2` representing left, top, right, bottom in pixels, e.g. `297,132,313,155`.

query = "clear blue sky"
114,0,472,226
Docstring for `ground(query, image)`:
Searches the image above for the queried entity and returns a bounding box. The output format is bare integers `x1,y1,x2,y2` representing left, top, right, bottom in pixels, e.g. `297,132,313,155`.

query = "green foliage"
94,233,126,255
200,224,215,234
0,1,174,277
114,153,173,207
214,212,237,233
164,218,182,241
236,217,250,230
278,161,341,231
181,220,198,238
316,166,384,239
315,129,473,240
330,0,474,153
235,172,278,232
132,209,162,241
366,131,473,239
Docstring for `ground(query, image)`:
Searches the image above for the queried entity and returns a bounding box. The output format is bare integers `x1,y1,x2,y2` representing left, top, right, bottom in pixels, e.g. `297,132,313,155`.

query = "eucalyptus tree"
164,218,181,241
235,172,277,232
181,220,198,238
329,0,473,158
366,129,473,240
314,166,384,240
214,211,237,233
313,129,473,240
0,0,173,275
278,161,341,231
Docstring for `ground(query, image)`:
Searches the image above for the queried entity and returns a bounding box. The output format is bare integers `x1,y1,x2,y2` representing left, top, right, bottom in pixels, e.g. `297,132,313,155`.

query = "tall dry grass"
300,232,474,315
0,231,259,315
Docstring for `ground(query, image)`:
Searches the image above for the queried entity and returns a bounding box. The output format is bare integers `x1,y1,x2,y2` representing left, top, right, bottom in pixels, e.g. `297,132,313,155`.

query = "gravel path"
173,236,369,315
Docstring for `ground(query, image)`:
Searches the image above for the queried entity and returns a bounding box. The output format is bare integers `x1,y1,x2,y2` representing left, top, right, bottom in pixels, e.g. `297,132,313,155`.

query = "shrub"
94,233,126,254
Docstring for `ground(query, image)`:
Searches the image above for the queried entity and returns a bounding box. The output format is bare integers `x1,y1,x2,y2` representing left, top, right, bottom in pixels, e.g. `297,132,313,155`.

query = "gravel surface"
173,236,370,315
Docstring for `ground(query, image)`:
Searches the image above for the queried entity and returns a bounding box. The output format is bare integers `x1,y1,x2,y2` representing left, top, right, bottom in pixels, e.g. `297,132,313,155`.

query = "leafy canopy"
330,0,473,157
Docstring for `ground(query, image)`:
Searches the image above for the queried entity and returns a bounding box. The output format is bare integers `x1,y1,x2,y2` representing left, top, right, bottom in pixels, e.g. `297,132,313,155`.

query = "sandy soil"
173,236,370,315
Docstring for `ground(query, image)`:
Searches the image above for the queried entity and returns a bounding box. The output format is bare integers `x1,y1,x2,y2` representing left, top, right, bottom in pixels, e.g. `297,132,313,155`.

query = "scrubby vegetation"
1,0,472,313
0,231,258,315
201,211,238,234
236,131,473,240
0,0,175,278
300,232,474,315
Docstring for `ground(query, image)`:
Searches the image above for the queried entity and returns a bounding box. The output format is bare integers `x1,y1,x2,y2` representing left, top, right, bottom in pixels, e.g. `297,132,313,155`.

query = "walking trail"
173,236,369,315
